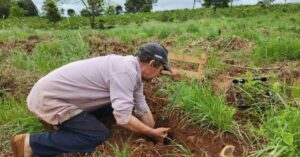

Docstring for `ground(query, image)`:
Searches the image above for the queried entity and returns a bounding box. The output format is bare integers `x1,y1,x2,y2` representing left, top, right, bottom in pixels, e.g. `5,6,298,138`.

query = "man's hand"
151,127,170,138
122,115,170,138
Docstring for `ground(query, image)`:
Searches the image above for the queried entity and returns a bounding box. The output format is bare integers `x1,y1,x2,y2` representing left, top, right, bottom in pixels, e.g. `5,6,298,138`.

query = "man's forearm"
122,115,154,136
140,111,155,128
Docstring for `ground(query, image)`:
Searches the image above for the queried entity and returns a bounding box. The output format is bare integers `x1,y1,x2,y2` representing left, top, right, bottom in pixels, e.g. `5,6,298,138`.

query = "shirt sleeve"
133,82,150,118
110,72,136,125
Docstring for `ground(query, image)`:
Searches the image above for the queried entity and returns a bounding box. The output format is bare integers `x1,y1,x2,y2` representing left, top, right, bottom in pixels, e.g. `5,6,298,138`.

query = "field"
1,3,300,157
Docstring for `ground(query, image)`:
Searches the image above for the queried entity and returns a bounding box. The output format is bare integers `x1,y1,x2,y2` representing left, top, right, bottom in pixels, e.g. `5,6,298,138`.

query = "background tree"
257,0,275,7
125,0,158,13
43,0,61,23
80,0,104,28
80,8,90,16
10,2,27,17
105,5,116,15
60,8,65,15
0,0,10,19
17,0,39,16
202,0,230,12
67,8,75,16
115,5,123,15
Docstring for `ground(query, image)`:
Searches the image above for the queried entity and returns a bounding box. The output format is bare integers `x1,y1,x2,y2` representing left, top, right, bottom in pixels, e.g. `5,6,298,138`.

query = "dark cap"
137,43,171,72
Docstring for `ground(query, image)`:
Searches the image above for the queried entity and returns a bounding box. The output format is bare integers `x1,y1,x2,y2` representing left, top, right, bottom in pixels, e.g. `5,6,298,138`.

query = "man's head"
137,43,171,81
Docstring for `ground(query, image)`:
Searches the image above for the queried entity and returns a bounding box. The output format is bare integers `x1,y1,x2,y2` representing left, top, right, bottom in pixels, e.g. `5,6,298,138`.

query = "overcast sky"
32,0,300,16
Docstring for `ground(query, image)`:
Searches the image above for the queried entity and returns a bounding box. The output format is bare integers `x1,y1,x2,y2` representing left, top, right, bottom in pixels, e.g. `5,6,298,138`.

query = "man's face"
142,61,164,81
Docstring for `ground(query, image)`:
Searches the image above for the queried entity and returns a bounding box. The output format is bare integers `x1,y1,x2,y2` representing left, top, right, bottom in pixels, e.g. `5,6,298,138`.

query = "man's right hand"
123,115,170,139
151,127,170,138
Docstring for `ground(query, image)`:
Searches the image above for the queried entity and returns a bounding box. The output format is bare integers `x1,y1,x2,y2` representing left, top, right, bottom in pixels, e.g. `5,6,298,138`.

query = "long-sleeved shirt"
27,55,149,125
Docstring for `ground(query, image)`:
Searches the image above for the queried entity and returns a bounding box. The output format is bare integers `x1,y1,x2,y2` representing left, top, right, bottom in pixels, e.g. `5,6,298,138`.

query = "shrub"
10,4,27,17
43,0,61,23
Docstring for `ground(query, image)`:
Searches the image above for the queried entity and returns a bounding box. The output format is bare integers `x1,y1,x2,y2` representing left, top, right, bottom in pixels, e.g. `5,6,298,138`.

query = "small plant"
109,142,131,157
232,72,276,110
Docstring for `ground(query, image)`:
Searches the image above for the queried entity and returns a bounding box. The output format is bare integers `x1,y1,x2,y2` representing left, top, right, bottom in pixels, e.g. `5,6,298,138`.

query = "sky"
32,0,300,16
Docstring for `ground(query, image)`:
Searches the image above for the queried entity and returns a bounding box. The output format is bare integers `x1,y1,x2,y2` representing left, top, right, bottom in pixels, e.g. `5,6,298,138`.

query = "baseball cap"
137,43,172,72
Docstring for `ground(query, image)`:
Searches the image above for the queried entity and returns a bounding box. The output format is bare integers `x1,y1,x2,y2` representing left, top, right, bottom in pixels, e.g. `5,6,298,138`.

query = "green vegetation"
162,81,237,133
253,38,300,62
252,107,300,157
0,3,299,156
43,0,62,23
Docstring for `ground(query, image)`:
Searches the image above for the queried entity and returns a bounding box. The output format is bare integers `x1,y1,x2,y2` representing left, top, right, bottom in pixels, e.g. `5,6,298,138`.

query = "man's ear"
149,60,155,67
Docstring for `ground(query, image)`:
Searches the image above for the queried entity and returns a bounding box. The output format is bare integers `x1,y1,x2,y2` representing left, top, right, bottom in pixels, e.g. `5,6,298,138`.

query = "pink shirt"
27,55,149,125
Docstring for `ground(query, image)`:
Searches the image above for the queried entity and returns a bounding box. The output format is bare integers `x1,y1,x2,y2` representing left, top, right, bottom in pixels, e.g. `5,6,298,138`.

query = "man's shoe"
11,134,28,157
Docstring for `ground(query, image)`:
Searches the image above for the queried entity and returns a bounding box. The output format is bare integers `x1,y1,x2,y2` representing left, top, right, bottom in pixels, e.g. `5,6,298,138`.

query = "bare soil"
85,35,135,57
0,35,47,54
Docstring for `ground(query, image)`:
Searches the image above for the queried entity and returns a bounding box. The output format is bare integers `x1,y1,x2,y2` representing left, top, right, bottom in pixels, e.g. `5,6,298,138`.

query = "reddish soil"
170,60,199,72
0,67,39,99
85,35,135,57
0,35,47,54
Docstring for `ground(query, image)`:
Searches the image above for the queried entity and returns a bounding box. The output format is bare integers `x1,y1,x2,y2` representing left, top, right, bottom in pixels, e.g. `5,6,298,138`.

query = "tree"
105,5,115,15
60,8,65,15
17,0,39,16
67,8,75,16
257,0,275,7
202,0,230,12
43,0,61,23
115,5,123,15
80,0,104,28
10,2,27,17
0,0,10,19
125,0,158,13
80,8,90,16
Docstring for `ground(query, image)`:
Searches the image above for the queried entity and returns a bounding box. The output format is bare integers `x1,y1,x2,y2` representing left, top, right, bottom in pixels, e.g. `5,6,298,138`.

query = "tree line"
0,0,278,28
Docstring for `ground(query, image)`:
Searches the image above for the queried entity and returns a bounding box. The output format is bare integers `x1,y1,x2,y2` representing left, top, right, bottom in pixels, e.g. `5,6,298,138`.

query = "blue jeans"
30,105,113,157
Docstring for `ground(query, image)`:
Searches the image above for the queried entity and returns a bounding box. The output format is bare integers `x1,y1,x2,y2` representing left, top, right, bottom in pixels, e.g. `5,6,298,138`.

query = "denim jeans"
30,105,113,157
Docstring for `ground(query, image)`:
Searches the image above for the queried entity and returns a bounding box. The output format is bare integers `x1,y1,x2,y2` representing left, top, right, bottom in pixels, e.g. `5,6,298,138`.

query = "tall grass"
163,81,237,133
252,37,300,61
8,30,90,74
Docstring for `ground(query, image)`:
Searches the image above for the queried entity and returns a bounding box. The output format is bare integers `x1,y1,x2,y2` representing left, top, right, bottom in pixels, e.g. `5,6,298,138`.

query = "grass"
251,106,300,157
0,95,44,150
252,37,300,62
0,3,300,156
161,80,237,133
5,29,91,74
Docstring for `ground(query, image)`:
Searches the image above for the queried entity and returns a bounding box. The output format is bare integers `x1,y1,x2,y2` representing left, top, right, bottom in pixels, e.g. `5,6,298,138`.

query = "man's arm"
123,115,169,138
140,111,155,128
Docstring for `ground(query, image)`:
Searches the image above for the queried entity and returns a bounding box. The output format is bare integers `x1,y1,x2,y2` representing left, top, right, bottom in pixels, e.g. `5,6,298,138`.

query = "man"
11,43,171,157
